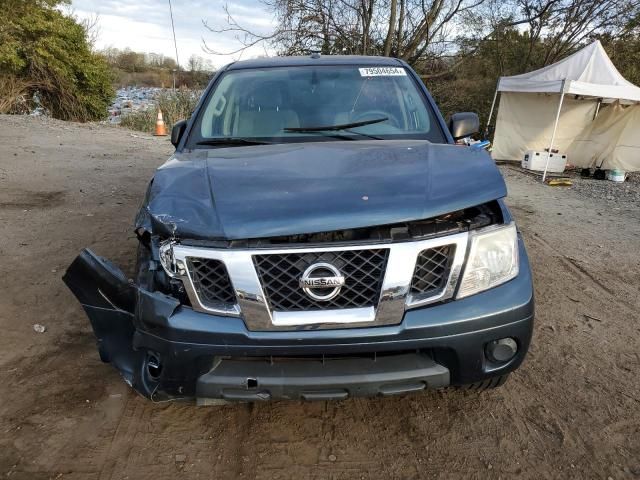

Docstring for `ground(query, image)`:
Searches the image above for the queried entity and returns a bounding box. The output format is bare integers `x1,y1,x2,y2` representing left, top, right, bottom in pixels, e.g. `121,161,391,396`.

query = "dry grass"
1,64,110,121
0,75,38,114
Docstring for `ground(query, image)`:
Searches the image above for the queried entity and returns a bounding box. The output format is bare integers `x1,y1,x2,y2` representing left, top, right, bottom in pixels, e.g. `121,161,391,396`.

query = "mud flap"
63,249,178,396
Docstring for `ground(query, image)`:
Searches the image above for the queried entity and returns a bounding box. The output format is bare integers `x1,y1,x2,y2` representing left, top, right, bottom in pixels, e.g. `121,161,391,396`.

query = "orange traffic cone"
154,109,168,136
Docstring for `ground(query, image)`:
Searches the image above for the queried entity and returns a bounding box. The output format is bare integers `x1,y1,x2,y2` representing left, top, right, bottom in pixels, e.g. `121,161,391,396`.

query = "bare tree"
79,13,101,49
478,0,638,68
204,0,491,59
533,0,637,65
187,54,202,72
202,0,638,71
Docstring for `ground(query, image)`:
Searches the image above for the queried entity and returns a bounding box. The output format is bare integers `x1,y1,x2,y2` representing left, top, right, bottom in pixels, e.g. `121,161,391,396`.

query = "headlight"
457,223,519,299
159,241,184,277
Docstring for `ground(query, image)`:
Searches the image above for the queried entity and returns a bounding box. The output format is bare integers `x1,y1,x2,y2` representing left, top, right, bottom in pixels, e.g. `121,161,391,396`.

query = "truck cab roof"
225,55,406,70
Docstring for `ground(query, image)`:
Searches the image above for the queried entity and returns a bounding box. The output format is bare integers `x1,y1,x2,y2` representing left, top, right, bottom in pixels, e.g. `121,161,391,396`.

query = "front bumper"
63,241,534,401
196,353,450,402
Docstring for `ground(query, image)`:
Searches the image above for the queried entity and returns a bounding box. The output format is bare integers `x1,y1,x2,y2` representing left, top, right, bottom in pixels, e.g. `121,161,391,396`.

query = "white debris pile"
107,87,162,124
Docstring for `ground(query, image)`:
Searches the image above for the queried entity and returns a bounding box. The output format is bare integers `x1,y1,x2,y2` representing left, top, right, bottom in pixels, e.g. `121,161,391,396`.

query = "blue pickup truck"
64,55,534,403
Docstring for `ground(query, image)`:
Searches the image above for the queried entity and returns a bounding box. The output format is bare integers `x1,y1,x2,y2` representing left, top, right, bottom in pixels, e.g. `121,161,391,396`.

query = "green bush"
0,0,114,121
120,89,200,133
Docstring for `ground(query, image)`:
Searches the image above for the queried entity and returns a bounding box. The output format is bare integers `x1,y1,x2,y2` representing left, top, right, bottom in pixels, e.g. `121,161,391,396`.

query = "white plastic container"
522,150,567,173
608,169,626,182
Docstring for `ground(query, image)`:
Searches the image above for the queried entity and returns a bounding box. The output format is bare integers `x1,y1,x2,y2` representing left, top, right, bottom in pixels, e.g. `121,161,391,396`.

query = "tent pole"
485,84,499,138
593,98,602,119
542,80,567,183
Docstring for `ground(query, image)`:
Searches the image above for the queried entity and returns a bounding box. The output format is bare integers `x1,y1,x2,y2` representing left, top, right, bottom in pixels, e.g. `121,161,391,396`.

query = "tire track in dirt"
96,393,133,480
526,226,637,314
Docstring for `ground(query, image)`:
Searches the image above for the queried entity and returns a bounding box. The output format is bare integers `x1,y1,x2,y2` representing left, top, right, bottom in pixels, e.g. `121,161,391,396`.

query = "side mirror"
171,120,188,147
448,112,480,141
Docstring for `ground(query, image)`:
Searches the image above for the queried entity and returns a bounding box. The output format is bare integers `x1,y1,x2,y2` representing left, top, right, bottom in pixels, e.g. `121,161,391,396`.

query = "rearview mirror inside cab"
449,112,479,141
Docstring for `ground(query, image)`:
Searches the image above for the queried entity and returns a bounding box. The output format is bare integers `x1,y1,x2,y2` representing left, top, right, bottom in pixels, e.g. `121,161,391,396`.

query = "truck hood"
138,140,506,240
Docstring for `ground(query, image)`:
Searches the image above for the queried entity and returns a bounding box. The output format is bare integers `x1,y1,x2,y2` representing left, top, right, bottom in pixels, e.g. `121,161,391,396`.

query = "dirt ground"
1,114,639,480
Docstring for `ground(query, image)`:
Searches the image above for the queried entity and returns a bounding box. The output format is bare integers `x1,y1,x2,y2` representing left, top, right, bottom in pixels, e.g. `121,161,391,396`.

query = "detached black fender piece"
63,249,180,397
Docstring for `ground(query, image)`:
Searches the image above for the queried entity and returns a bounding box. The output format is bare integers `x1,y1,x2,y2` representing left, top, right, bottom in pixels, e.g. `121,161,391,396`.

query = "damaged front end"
62,140,527,402
63,199,516,402
63,249,182,399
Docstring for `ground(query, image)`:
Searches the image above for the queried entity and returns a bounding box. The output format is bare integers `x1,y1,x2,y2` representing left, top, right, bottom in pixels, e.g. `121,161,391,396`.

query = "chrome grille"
253,250,389,311
410,245,456,298
187,258,236,309
168,228,471,330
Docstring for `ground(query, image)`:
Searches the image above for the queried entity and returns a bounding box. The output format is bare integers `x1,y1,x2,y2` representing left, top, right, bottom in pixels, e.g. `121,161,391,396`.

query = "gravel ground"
564,170,640,204
503,164,640,207
1,115,639,480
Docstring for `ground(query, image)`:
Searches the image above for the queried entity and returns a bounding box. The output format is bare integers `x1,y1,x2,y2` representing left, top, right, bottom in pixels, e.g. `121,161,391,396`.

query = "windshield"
189,65,446,146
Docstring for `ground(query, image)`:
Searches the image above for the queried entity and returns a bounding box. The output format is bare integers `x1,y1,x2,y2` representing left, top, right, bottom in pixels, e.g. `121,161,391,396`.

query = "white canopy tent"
567,102,640,171
489,40,640,180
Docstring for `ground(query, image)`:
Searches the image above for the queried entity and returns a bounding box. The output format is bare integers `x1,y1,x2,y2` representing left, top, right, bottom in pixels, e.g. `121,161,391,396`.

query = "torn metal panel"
64,251,137,312
136,286,182,332
63,249,179,398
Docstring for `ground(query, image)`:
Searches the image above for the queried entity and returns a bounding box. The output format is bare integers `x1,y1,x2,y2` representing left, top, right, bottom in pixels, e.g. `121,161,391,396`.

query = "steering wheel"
351,110,401,128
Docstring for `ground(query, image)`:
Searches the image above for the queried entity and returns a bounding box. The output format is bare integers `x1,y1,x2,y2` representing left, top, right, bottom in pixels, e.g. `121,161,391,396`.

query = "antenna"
168,0,180,68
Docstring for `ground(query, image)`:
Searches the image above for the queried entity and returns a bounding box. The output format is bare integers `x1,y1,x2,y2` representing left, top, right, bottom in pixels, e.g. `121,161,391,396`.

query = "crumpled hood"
138,140,506,240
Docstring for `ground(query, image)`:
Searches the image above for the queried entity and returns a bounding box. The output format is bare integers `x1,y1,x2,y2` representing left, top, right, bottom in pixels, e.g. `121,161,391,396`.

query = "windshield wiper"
283,117,388,132
196,138,272,146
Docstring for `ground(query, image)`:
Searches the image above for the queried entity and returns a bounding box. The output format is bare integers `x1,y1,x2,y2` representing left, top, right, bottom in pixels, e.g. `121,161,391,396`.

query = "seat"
235,82,299,137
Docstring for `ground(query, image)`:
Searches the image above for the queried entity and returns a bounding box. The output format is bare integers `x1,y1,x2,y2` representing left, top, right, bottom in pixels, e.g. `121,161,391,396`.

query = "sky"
69,0,277,68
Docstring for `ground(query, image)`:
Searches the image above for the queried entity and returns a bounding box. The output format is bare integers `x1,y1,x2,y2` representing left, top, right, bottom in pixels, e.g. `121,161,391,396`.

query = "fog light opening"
247,378,258,389
147,354,163,379
486,338,518,363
